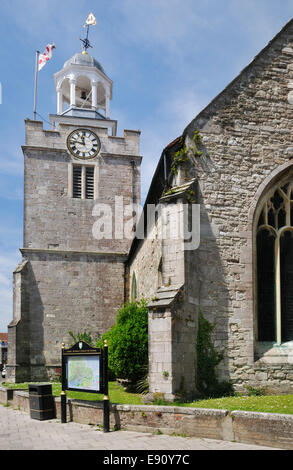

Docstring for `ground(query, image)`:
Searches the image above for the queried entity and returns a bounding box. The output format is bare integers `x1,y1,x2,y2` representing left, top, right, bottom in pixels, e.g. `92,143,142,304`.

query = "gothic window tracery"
257,179,293,343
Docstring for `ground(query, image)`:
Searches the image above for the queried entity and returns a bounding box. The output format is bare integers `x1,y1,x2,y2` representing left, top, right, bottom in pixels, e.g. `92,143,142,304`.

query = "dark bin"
29,383,55,421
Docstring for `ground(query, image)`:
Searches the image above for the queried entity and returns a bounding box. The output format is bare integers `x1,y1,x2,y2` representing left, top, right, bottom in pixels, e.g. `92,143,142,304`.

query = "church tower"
7,39,141,382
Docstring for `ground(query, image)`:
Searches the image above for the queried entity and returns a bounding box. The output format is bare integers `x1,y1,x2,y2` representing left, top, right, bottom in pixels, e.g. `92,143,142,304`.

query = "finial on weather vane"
80,12,97,53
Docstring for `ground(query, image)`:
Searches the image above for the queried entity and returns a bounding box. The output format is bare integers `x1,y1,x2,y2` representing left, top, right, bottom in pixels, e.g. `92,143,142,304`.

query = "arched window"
97,82,106,115
256,179,293,344
158,257,163,288
131,272,137,301
74,75,92,109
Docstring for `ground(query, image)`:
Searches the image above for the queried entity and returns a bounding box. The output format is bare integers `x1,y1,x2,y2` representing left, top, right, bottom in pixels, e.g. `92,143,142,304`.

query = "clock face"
67,128,101,159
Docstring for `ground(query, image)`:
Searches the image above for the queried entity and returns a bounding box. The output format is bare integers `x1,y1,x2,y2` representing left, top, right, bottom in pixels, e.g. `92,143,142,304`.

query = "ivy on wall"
196,312,233,398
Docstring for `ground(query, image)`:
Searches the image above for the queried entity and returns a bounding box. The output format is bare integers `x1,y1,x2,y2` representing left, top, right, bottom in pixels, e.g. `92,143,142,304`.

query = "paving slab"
0,403,279,451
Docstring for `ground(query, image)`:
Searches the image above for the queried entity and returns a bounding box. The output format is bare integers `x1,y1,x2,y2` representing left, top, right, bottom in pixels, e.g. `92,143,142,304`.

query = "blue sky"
0,0,292,332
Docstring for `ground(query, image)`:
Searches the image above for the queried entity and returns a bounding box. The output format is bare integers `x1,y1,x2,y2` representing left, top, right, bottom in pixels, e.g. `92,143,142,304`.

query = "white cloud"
111,0,217,55
0,273,10,287
163,88,208,134
0,252,19,332
0,145,23,176
0,252,19,275
0,180,23,201
0,286,13,332
129,85,209,202
2,0,85,45
140,130,167,201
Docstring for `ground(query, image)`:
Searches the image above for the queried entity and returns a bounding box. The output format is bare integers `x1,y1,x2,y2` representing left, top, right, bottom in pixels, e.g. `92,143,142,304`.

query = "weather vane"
80,12,97,52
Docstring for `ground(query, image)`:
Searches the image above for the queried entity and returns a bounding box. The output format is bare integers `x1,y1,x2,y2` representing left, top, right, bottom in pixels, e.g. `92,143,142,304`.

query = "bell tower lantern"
54,51,112,119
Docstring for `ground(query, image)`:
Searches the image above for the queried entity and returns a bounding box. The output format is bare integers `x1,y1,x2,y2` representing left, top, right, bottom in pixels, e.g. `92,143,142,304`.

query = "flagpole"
33,50,40,120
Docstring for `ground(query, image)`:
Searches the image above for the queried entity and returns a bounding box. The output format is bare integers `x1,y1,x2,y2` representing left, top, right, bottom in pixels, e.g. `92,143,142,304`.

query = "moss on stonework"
171,131,203,175
163,187,179,196
186,189,196,204
192,130,201,145
171,146,190,175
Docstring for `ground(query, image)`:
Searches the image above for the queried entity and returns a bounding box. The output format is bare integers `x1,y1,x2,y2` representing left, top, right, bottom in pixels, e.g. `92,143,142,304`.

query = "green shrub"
245,385,267,396
196,312,233,398
68,330,95,347
97,299,148,384
135,365,149,394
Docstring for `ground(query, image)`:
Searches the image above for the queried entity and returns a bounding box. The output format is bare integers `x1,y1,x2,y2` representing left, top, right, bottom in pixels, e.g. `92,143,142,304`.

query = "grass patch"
2,381,143,405
2,382,293,414
2,382,29,390
181,394,293,415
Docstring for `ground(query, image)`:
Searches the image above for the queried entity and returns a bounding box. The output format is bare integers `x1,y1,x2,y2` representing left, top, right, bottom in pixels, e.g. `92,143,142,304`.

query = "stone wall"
180,20,293,392
7,261,30,382
8,251,126,382
23,127,141,254
127,21,293,397
148,297,198,401
129,198,198,399
25,120,141,157
1,387,292,449
8,117,141,382
128,218,162,301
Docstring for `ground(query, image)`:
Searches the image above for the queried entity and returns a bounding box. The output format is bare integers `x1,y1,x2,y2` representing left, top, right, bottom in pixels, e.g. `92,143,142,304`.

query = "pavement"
0,403,279,452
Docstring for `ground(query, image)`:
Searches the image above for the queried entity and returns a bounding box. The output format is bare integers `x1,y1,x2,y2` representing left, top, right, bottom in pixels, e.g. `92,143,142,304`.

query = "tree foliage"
97,299,148,384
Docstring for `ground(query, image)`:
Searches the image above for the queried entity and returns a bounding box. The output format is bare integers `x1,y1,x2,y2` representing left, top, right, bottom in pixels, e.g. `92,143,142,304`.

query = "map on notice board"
67,355,100,391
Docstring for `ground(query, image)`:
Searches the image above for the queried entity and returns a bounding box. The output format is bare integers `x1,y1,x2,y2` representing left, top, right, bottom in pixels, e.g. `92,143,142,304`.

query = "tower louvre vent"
85,166,94,199
73,165,82,198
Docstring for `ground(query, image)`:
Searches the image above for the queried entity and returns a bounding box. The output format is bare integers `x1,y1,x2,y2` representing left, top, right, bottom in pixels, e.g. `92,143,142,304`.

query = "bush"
68,330,95,347
245,385,267,396
97,299,148,384
196,312,233,398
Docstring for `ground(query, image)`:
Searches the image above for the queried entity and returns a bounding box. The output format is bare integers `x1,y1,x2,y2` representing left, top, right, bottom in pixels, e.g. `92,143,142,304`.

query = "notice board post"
61,343,67,423
61,340,109,431
103,340,109,432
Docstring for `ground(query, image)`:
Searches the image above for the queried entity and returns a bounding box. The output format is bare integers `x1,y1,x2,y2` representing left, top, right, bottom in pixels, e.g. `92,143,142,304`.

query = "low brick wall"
0,386,292,449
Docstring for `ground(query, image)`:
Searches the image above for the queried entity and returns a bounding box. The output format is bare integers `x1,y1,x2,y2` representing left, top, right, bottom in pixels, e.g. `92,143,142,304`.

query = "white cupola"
54,51,113,119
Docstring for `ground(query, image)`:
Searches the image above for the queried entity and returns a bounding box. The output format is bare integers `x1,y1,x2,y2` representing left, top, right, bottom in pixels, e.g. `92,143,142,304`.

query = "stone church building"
7,19,293,398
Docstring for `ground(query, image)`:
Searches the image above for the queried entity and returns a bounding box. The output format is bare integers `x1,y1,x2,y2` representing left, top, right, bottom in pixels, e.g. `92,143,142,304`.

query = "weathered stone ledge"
0,386,292,449
20,248,128,257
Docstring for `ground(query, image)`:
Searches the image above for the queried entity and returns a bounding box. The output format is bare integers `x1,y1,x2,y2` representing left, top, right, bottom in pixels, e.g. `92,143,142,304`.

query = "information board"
62,341,103,394
66,354,101,392
61,340,109,431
